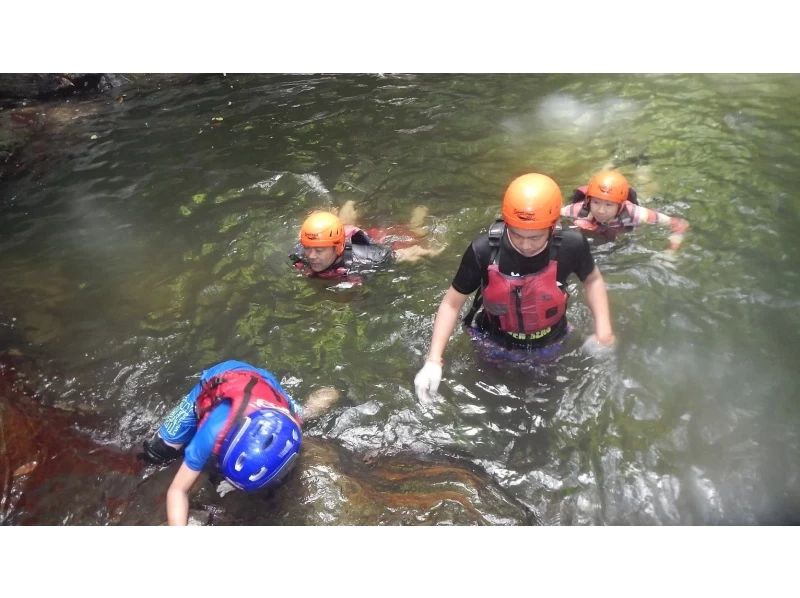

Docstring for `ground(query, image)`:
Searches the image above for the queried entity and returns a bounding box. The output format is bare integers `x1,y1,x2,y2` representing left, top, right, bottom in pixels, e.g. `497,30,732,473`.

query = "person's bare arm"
166,463,202,526
426,286,470,363
582,266,615,346
632,204,689,251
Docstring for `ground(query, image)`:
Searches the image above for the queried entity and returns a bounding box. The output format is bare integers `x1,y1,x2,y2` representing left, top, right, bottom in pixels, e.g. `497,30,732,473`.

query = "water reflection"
2,74,799,524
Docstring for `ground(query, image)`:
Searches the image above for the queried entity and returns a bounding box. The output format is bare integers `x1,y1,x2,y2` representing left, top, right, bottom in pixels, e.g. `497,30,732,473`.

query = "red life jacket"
195,370,300,455
462,220,567,337
481,250,567,335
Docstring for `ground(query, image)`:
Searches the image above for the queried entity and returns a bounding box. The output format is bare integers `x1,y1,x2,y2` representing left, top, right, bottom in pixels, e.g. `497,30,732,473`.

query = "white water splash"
297,173,332,199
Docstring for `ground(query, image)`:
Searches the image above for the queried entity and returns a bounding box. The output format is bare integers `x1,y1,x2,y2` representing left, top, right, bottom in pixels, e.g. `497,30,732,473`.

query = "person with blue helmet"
140,360,337,526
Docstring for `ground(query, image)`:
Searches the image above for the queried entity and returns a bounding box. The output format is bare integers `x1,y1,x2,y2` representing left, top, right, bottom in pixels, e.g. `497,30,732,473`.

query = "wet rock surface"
0,74,118,102
0,353,143,524
1,352,535,525
122,437,536,526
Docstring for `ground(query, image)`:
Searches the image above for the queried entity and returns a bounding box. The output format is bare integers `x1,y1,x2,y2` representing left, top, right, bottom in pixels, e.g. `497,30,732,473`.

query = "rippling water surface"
2,74,799,524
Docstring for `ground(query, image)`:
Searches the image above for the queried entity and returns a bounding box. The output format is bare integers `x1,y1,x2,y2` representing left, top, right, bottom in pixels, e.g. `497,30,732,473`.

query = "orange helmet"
501,173,563,229
300,211,345,256
586,170,630,204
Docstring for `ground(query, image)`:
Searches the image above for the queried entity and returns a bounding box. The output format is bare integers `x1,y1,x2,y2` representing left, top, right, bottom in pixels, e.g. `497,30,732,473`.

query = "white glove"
216,480,236,497
414,361,442,405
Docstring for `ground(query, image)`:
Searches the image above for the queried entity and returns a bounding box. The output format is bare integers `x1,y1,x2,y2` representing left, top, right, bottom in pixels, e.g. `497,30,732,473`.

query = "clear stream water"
2,73,799,524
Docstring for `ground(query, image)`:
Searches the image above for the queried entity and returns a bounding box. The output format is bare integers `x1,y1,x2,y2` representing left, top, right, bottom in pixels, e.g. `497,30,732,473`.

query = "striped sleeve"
560,202,583,218
628,204,689,250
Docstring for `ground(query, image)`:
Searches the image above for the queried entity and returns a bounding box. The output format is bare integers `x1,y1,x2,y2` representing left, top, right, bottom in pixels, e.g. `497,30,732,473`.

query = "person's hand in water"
582,333,616,358
652,247,678,268
414,360,442,407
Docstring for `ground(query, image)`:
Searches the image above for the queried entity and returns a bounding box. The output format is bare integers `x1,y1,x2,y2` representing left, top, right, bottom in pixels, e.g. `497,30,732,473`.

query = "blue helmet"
219,408,302,492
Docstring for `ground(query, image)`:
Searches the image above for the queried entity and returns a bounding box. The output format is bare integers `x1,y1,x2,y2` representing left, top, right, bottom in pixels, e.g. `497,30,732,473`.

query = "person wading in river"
414,173,616,404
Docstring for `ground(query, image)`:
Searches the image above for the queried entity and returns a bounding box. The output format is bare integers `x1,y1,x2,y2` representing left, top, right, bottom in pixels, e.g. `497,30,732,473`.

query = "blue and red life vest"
195,370,301,455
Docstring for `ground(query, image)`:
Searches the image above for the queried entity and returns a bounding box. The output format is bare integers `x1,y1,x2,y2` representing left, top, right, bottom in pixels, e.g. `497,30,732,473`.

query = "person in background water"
289,201,445,282
561,170,689,255
414,173,615,404
140,360,337,525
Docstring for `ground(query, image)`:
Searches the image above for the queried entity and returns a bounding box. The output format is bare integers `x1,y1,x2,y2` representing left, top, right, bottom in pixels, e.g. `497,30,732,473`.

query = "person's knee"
140,435,183,465
408,206,429,231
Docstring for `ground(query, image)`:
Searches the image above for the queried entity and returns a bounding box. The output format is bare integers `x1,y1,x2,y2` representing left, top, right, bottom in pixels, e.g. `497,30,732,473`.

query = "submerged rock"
121,437,536,526
0,74,117,101
0,353,143,524
2,352,535,525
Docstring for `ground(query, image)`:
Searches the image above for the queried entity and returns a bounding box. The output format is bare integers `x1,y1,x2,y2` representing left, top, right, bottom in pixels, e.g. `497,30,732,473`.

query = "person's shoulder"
470,227,493,249
556,228,590,253
183,403,231,470
199,402,231,433
202,360,249,379
557,227,586,243
289,242,304,262
348,228,372,245
623,199,645,213
460,230,490,263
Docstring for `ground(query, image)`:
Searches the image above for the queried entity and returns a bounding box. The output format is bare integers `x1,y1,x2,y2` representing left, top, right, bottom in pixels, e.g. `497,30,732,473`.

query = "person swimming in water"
290,201,445,282
561,170,689,255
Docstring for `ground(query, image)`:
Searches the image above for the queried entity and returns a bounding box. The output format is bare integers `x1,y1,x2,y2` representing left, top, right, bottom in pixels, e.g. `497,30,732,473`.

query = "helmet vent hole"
262,434,276,451
235,453,247,472
277,439,294,458
248,467,268,482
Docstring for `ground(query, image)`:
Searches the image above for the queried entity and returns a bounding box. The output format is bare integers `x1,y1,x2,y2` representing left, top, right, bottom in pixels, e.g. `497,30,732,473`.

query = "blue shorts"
464,324,572,368
159,393,199,446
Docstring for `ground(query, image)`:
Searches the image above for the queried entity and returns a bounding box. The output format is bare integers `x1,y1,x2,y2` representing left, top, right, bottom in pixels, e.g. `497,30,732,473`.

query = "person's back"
141,360,305,524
